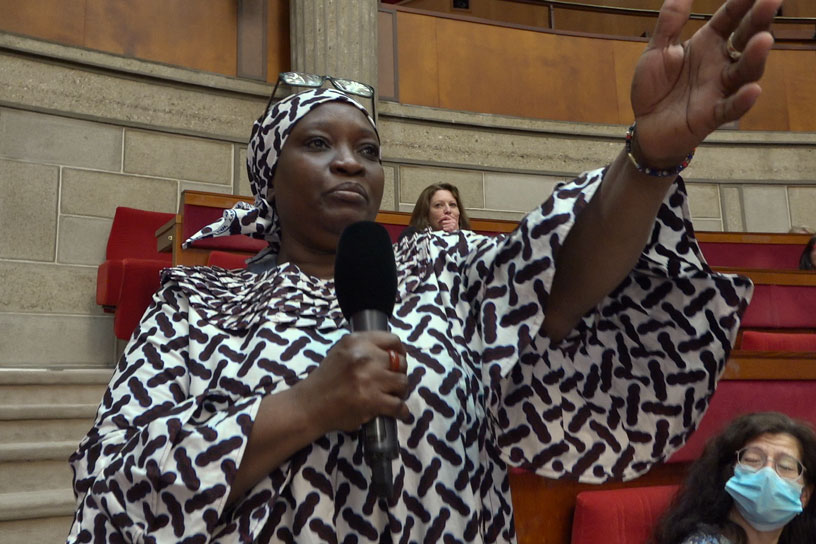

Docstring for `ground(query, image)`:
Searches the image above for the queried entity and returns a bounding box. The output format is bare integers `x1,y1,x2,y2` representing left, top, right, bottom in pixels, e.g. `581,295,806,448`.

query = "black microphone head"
335,221,398,320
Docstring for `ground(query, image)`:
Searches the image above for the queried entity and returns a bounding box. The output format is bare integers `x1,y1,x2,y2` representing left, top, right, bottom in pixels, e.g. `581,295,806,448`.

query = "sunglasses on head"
266,71,376,118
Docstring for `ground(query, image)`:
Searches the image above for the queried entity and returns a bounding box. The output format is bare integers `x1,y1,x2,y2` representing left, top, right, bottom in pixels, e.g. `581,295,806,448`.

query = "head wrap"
183,88,378,257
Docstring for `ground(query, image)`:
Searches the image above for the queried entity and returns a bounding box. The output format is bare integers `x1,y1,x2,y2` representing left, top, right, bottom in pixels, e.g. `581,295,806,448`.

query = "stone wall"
1,32,815,368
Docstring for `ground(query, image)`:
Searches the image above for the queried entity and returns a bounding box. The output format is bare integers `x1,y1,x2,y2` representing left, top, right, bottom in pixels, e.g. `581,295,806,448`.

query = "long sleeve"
489,168,751,482
401,167,752,484
68,282,264,543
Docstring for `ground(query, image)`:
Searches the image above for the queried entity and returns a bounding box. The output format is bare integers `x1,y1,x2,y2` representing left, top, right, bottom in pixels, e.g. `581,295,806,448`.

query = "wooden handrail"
697,231,813,245
378,210,520,233
506,0,816,24
184,191,254,208
713,267,816,286
724,350,816,380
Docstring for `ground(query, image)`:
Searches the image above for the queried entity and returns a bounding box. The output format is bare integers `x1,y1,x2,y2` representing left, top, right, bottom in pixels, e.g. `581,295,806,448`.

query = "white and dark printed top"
681,531,734,544
68,168,752,543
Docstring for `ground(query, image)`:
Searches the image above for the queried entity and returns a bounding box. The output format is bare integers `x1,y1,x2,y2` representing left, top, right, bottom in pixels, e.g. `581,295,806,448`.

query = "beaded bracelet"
625,122,695,177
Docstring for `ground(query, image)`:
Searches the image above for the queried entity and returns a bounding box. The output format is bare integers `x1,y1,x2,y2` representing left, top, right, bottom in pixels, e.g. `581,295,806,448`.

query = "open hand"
630,0,781,168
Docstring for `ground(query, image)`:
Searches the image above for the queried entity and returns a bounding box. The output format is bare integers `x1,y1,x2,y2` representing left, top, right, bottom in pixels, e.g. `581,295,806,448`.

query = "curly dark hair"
650,412,816,544
799,236,816,271
408,183,471,231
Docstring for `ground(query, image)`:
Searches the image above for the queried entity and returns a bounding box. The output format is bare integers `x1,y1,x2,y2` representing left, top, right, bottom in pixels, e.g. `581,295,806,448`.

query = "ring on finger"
726,33,742,62
387,349,401,373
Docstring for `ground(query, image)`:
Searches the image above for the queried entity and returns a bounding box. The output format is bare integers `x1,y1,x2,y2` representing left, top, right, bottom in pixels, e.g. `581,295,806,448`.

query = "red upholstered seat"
96,207,174,340
571,485,678,544
699,241,801,269
669,381,816,463
740,331,816,351
740,284,816,329
207,250,251,270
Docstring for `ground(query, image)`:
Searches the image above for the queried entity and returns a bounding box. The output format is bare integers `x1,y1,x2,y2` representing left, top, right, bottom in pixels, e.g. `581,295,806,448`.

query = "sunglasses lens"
333,78,373,97
281,72,323,87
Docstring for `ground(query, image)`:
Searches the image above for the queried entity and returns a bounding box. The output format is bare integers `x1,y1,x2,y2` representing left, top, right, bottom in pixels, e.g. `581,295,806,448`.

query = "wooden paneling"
610,39,643,124
84,0,237,76
237,0,267,81
0,0,87,46
740,49,793,131
396,12,440,108
407,0,551,28
398,11,628,124
783,50,816,132
0,0,289,81
266,0,290,83
394,8,816,130
378,10,398,100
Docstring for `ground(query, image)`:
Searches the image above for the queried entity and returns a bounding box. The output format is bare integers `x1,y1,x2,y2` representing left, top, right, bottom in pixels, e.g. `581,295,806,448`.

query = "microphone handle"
350,310,398,499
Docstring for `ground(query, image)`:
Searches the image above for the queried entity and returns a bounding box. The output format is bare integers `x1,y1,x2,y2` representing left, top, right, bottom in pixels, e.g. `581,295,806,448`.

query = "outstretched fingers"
721,30,775,94
715,82,763,126
726,0,782,52
649,0,694,50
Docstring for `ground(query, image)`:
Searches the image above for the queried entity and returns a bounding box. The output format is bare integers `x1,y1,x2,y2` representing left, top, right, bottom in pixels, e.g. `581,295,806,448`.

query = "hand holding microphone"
334,221,404,499
303,332,409,435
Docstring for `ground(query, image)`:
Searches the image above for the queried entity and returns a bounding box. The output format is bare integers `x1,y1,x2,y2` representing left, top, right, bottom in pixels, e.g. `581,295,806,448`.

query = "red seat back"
106,207,174,262
741,284,816,328
571,485,678,544
207,250,251,270
699,241,801,269
669,381,816,463
741,331,816,351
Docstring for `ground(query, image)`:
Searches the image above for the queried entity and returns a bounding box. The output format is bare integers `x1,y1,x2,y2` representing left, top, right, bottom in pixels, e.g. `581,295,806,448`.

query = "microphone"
335,221,399,499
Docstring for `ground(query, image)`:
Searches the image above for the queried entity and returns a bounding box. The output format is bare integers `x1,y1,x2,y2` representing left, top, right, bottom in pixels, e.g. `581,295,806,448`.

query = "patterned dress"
68,168,751,543
681,531,733,544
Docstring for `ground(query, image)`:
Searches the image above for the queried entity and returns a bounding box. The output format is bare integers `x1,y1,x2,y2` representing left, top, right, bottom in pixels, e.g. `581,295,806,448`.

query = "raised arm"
543,0,781,341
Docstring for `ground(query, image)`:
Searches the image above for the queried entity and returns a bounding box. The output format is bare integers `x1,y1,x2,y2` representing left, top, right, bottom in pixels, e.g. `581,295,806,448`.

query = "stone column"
289,0,378,91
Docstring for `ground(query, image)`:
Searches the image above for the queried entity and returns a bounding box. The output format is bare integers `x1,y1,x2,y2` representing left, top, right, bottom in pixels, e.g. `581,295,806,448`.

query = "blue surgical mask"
725,465,804,531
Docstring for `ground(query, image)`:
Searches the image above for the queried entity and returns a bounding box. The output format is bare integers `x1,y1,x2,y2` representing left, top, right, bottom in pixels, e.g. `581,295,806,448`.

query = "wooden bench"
157,190,519,266
697,231,811,270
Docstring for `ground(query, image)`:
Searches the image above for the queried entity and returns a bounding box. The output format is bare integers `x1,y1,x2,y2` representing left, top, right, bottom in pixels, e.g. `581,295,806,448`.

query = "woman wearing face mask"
650,412,816,544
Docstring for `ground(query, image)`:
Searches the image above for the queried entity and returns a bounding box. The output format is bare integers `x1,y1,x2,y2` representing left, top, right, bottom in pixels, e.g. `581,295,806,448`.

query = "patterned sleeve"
67,282,263,543
461,167,752,483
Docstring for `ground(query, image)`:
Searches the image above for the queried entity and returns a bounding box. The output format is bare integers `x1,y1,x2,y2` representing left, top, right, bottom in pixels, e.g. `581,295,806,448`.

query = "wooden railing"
505,0,816,40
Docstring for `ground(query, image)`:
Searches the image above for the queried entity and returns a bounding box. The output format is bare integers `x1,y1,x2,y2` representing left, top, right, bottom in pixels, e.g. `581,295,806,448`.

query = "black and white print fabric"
182,88,378,254
68,168,752,543
681,532,733,544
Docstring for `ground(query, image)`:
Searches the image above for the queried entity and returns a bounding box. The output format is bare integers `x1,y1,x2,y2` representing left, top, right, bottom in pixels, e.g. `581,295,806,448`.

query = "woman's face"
428,189,460,232
271,102,384,254
740,433,812,507
810,245,816,265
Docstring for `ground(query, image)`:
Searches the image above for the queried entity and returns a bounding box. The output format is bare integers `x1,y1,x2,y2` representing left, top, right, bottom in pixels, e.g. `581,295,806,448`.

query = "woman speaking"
68,0,777,541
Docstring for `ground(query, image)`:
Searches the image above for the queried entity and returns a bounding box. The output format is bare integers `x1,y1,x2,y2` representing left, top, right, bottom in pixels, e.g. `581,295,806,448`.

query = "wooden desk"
155,216,177,254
